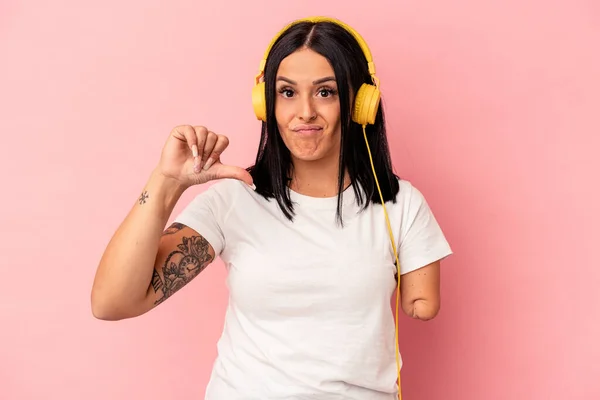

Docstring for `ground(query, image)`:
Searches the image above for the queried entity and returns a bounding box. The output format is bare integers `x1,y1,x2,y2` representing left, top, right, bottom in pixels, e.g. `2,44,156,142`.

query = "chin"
290,152,325,162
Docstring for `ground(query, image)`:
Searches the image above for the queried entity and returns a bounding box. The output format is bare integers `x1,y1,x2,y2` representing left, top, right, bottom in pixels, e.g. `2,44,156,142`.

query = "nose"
298,95,317,121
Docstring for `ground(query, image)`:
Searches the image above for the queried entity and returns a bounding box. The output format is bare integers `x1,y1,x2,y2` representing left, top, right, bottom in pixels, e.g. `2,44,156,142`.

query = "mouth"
291,124,323,135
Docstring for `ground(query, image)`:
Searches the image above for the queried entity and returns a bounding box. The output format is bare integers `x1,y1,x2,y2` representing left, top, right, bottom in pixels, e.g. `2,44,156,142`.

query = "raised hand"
157,125,253,188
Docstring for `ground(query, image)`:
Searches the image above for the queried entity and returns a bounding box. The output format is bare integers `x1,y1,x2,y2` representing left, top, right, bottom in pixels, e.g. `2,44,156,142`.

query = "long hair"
248,20,400,223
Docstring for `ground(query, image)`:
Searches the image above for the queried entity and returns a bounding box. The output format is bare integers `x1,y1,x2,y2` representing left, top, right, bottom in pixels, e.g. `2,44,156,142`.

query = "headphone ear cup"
352,83,381,126
252,82,267,121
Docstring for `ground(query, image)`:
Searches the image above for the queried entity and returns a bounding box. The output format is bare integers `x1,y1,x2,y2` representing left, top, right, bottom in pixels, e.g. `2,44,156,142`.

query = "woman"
91,17,453,400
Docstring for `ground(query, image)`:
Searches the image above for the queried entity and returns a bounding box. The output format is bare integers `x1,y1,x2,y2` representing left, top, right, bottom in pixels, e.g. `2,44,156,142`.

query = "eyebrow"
276,76,336,85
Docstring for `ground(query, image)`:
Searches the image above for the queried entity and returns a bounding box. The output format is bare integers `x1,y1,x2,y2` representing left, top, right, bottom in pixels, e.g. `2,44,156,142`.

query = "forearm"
403,298,440,321
91,168,187,318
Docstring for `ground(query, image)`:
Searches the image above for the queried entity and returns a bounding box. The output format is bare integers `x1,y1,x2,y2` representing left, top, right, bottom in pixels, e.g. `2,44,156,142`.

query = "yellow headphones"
252,16,382,127
252,16,403,400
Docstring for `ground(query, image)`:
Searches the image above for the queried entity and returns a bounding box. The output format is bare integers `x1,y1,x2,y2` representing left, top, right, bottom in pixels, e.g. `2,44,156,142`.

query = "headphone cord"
362,124,403,400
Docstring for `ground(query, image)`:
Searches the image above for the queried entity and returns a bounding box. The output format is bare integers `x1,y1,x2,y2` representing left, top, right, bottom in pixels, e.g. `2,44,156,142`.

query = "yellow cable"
362,125,402,400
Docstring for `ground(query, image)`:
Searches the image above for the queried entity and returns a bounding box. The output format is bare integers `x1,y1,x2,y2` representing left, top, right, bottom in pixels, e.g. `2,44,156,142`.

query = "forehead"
276,47,335,80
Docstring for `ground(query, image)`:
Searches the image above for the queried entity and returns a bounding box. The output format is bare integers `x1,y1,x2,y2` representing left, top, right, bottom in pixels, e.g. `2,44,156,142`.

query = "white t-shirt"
174,178,453,400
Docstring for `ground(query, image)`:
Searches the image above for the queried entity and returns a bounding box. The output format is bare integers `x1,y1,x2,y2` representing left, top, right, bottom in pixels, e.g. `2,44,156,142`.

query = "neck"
289,155,349,198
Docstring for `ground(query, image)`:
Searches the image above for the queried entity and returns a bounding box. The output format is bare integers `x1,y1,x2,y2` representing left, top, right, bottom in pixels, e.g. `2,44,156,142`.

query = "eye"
278,87,295,98
317,88,337,97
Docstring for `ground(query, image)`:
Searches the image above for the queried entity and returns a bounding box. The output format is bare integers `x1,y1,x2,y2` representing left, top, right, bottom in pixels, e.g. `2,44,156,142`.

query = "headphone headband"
255,16,378,86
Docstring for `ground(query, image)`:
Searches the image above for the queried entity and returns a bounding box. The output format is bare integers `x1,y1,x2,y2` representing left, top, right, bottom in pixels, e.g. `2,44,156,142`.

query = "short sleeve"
397,183,453,275
172,183,230,256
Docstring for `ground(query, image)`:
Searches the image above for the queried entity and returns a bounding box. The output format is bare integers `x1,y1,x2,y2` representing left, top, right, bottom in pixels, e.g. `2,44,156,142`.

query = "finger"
192,126,209,172
216,164,255,187
201,131,218,169
173,125,201,173
173,125,198,154
203,134,229,171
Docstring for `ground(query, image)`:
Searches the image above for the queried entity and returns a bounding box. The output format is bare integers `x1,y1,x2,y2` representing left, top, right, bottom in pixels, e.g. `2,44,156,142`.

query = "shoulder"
393,178,428,207
193,178,259,202
182,178,251,217
197,178,249,199
389,177,441,227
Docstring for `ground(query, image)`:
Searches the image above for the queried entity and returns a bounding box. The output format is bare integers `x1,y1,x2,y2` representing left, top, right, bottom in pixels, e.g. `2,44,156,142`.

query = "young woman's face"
274,47,342,163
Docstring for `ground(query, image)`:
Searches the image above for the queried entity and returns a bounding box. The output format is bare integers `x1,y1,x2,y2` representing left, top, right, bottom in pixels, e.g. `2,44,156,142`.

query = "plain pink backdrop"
1,1,599,399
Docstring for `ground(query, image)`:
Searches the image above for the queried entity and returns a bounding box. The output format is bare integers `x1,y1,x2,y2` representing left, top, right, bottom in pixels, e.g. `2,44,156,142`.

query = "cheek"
323,104,342,129
274,100,293,122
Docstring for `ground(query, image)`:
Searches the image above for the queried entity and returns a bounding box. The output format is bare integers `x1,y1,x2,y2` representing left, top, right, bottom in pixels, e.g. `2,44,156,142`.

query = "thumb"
213,163,255,187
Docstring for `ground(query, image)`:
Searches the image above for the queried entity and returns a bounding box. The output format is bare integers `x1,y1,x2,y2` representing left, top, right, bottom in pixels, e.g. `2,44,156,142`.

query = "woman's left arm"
400,260,441,321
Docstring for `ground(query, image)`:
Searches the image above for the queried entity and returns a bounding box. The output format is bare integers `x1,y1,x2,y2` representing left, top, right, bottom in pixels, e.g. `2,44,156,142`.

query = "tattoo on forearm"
138,190,149,205
163,222,185,235
151,232,214,306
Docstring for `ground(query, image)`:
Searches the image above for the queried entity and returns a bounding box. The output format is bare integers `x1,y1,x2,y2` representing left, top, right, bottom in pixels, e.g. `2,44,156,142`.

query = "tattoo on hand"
151,227,214,306
138,190,149,205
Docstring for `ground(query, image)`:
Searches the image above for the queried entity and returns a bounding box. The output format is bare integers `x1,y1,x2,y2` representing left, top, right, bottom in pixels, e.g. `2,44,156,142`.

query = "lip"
291,124,323,134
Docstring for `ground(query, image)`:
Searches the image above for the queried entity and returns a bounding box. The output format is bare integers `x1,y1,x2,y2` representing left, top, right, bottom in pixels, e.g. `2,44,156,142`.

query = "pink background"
1,1,599,399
